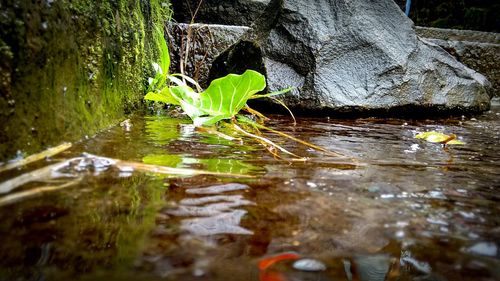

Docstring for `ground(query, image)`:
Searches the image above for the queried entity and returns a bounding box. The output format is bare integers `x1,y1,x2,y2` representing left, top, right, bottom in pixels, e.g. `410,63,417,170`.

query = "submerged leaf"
415,131,465,145
143,154,259,175
142,154,183,168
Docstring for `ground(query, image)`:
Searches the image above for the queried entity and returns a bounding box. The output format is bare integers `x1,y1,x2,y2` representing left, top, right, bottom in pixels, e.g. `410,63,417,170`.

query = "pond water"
0,106,499,281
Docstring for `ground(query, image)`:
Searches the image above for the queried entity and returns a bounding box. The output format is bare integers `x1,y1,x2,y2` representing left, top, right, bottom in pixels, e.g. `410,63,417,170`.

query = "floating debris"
415,131,465,145
466,242,498,257
293,258,326,272
258,252,301,271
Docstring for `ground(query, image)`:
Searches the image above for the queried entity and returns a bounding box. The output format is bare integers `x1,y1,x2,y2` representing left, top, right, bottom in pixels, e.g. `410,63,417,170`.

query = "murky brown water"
1,106,499,281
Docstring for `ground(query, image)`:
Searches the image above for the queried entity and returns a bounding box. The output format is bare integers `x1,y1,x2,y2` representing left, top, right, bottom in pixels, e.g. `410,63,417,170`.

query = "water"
0,106,499,281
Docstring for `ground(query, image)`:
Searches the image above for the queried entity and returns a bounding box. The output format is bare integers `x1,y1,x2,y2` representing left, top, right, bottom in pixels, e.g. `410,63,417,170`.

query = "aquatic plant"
144,12,343,161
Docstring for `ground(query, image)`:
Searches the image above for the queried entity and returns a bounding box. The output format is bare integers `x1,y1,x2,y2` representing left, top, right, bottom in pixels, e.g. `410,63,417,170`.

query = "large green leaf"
180,70,266,126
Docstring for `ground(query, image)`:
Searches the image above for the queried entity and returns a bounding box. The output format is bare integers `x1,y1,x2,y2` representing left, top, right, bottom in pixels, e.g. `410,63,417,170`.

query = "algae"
0,0,172,160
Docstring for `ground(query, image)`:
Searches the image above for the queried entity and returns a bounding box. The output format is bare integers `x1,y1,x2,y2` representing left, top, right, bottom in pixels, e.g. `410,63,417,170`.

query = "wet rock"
293,258,326,272
208,0,492,115
349,255,392,281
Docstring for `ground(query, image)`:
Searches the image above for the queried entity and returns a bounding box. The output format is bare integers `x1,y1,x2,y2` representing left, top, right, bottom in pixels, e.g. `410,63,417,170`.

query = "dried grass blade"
255,123,349,158
231,123,307,161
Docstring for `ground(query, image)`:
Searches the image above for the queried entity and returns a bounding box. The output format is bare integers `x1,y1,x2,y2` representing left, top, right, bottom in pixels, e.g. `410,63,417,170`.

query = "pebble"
293,258,326,272
467,242,497,257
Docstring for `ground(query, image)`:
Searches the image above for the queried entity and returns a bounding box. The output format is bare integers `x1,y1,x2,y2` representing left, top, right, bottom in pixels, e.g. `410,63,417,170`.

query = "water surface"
1,106,499,281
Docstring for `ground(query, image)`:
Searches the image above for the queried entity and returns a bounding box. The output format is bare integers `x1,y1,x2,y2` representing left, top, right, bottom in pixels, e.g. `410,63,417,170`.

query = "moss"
0,0,172,160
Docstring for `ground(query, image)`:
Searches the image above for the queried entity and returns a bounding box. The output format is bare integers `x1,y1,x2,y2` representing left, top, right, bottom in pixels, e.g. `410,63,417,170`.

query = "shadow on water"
0,107,499,280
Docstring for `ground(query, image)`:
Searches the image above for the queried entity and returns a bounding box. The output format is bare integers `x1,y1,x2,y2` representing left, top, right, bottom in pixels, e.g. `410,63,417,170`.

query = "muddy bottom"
0,106,499,281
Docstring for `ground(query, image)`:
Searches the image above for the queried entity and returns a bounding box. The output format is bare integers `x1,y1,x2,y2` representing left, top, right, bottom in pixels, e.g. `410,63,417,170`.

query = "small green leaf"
250,87,294,99
144,86,180,105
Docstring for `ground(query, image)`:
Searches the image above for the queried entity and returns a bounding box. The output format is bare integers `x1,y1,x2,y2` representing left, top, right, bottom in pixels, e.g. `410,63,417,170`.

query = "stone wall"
416,27,500,97
0,0,171,161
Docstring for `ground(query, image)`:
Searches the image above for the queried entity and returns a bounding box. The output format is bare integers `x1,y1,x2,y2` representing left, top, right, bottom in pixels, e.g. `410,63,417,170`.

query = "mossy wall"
0,0,171,161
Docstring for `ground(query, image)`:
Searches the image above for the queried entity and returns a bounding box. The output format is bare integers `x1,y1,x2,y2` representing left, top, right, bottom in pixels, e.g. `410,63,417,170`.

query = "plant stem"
230,122,307,161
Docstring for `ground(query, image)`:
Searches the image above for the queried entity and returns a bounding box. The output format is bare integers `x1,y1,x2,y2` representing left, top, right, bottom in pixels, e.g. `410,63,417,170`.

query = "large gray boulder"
206,0,493,114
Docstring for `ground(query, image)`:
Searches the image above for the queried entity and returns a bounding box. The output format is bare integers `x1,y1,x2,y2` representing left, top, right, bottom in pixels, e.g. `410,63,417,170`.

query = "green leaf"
154,26,170,77
179,70,266,126
415,131,465,145
250,87,294,99
144,86,180,105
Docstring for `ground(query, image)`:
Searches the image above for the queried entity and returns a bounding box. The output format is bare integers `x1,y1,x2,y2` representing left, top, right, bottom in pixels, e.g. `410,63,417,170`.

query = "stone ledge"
416,27,500,97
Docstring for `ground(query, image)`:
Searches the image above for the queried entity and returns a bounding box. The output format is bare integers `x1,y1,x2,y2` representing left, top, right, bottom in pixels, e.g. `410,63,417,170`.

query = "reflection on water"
166,183,254,235
0,107,499,280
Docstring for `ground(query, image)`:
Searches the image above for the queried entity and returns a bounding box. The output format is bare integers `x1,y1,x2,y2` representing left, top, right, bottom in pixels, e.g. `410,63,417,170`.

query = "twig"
0,177,82,207
0,142,72,173
182,0,204,82
0,160,73,194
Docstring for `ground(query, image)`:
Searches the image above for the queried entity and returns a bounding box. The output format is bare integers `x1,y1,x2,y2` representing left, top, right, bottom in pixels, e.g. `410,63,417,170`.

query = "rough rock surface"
166,23,249,88
416,27,500,97
192,0,493,114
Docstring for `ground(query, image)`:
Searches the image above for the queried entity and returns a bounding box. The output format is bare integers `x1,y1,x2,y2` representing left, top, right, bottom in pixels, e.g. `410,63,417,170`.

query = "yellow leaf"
415,131,465,145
